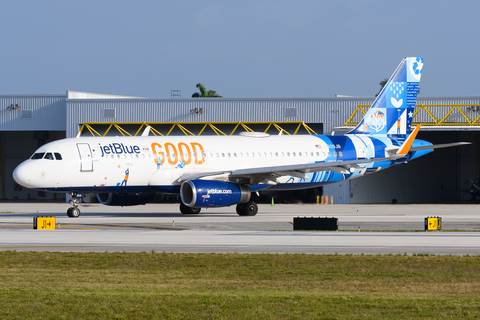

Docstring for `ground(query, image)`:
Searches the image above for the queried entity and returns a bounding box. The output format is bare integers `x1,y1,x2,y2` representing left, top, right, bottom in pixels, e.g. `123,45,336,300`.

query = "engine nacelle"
97,192,161,206
180,180,251,208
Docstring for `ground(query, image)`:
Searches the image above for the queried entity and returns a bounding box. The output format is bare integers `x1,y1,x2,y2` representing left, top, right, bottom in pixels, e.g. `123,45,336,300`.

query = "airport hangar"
0,91,478,204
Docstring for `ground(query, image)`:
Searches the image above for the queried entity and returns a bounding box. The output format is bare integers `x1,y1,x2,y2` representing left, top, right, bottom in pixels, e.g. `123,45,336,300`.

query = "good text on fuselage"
151,142,205,165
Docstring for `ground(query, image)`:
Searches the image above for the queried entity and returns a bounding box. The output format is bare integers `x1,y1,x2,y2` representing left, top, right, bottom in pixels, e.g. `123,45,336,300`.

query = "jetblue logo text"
99,143,140,157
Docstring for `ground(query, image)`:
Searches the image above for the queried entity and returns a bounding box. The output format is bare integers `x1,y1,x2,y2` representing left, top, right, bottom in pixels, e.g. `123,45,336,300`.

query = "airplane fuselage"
13,133,432,195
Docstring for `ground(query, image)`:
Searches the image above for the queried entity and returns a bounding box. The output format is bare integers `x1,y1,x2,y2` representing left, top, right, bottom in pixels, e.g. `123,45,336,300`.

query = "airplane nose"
13,162,33,187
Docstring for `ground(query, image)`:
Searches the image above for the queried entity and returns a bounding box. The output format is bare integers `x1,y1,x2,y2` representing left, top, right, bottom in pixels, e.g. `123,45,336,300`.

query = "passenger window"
44,153,54,160
31,153,45,160
54,153,62,160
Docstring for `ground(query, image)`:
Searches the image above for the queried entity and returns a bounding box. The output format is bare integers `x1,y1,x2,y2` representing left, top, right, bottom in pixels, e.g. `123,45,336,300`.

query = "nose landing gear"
67,192,81,218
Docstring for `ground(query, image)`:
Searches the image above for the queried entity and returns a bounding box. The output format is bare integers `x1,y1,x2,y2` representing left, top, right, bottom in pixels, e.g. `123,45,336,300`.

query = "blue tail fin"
348,57,424,137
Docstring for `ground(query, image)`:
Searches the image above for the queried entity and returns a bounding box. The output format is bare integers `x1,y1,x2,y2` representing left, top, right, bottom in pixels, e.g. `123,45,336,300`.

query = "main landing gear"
179,201,258,216
180,202,201,214
236,201,258,216
67,192,81,218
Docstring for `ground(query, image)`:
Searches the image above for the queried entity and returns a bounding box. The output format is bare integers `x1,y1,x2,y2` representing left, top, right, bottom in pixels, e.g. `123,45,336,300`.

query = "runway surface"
0,202,479,255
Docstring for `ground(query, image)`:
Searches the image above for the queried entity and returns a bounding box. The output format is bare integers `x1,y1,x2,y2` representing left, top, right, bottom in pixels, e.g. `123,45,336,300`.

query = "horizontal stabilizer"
410,142,471,151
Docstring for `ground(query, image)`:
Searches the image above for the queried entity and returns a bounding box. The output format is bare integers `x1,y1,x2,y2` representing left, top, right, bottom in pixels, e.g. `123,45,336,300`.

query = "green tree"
192,83,222,98
375,78,389,97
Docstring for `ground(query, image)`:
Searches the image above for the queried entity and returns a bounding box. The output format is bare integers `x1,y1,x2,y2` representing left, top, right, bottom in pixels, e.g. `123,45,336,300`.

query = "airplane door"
351,137,367,159
77,143,93,172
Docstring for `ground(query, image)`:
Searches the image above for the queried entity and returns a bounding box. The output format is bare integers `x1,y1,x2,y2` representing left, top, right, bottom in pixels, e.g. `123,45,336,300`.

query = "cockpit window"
31,153,45,160
44,152,54,160
54,153,62,160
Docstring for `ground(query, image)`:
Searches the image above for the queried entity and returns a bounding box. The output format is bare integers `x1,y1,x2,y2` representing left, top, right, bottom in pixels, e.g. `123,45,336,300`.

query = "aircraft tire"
180,203,201,214
68,207,81,218
236,201,258,216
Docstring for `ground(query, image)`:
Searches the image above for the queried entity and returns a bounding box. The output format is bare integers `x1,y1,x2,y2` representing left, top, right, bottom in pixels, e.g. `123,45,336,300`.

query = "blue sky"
0,1,478,98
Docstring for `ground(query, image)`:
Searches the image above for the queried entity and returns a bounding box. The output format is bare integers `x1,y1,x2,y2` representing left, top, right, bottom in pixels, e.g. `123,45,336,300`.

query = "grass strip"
0,252,479,319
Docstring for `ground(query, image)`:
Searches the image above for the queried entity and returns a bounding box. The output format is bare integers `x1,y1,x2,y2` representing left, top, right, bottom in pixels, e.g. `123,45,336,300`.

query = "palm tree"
375,78,389,97
192,83,222,98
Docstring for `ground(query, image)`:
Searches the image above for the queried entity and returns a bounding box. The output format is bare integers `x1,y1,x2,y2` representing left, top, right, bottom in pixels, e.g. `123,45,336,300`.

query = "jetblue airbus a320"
13,57,468,217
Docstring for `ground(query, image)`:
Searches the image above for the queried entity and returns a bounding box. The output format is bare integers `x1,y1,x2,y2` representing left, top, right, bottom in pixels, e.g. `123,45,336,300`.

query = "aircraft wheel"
236,201,258,216
180,203,201,214
236,203,245,215
68,207,81,218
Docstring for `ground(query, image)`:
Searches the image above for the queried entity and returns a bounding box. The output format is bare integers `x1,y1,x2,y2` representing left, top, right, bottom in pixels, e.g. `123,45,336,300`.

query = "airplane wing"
178,126,426,185
228,159,374,184
178,159,375,185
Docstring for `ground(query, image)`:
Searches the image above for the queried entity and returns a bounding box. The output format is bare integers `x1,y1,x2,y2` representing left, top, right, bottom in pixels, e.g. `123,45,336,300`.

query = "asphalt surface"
0,202,479,255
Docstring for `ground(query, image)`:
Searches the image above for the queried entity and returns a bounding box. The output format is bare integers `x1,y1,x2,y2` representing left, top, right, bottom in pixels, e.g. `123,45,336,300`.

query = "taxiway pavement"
0,202,479,255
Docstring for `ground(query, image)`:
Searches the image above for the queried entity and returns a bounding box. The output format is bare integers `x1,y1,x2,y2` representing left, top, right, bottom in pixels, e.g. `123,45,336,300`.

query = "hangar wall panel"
66,97,375,138
0,95,66,131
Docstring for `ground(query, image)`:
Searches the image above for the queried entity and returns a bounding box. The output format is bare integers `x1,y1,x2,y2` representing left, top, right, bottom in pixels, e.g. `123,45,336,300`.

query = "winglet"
141,126,151,137
397,124,421,155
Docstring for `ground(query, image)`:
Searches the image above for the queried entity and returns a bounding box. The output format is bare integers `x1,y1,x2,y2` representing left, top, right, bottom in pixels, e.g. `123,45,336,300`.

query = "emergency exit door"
77,143,93,172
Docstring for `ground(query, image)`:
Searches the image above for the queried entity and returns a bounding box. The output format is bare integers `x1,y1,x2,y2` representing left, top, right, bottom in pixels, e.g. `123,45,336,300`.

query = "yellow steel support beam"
103,124,113,136
344,104,480,127
177,124,196,136
302,123,318,135
197,124,209,136
293,123,302,135
78,121,319,137
272,123,290,135
148,125,164,136
85,124,102,137
134,122,147,136
113,124,132,136
209,124,227,136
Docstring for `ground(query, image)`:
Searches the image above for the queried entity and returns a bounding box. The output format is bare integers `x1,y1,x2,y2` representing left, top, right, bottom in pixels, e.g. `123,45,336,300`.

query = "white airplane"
13,57,468,217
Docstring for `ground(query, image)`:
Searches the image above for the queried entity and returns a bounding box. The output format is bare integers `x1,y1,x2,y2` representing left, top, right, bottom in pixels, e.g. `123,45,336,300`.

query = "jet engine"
97,192,162,206
180,180,251,208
